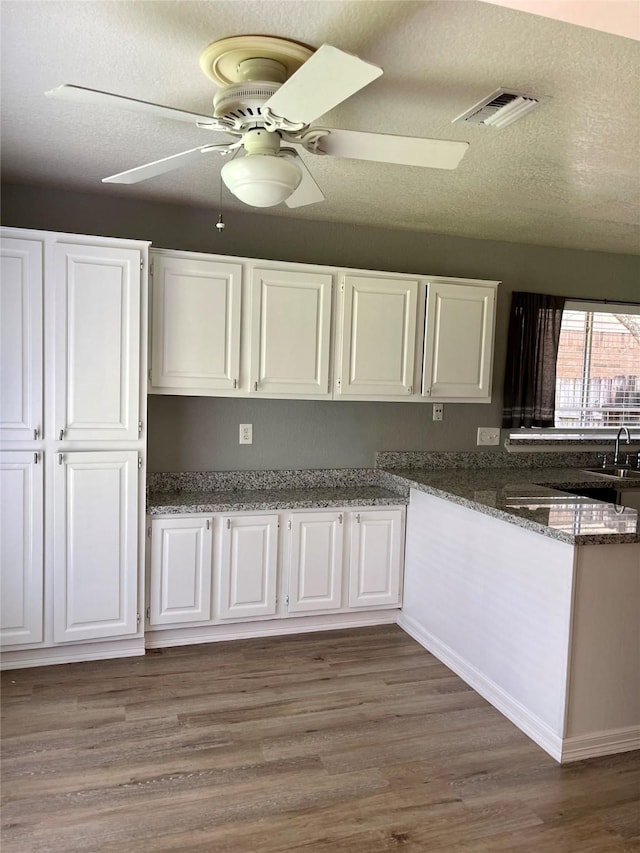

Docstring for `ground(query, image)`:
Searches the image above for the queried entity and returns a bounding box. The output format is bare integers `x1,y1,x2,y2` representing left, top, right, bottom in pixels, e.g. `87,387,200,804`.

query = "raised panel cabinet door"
288,512,344,612
349,509,404,608
0,237,43,442
53,451,138,642
422,282,496,400
339,275,418,397
54,243,141,441
218,515,278,619
151,254,242,391
149,517,213,625
0,452,44,646
250,268,333,396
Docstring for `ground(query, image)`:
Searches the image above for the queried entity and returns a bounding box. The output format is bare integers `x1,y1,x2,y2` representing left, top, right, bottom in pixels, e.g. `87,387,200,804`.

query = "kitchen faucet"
613,425,631,465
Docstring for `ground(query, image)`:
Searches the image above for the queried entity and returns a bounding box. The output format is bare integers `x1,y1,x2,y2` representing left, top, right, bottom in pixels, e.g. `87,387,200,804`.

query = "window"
554,301,640,428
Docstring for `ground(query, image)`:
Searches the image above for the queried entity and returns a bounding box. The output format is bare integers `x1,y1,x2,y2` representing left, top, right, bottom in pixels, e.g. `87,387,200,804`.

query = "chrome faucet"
613,425,631,465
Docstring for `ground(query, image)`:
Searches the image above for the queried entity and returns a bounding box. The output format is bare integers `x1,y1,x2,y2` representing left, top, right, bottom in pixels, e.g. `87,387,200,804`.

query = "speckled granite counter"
379,466,639,545
147,456,639,545
147,484,407,515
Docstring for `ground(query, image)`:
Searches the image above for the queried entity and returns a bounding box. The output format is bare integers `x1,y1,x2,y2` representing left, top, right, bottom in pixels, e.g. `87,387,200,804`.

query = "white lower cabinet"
349,509,404,607
146,505,405,640
0,452,44,646
287,511,345,613
149,517,213,625
53,451,140,643
217,514,279,619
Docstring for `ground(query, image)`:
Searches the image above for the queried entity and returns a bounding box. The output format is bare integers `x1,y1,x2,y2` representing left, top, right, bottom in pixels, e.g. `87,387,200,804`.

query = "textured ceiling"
1,0,639,255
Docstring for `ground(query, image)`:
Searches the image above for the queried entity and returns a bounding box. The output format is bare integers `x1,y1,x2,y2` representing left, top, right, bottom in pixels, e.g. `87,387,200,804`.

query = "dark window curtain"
502,292,566,428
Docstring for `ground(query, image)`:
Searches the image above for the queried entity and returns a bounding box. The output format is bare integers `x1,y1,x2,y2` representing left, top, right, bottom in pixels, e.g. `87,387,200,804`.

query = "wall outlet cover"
239,423,253,445
433,404,444,422
477,427,500,446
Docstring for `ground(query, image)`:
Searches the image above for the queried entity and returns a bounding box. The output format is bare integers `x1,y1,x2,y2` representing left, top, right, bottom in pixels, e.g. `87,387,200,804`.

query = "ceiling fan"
46,35,469,209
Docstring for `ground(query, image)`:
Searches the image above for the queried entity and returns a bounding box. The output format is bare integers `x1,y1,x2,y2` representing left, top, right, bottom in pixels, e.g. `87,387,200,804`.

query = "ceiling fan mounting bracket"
199,35,314,86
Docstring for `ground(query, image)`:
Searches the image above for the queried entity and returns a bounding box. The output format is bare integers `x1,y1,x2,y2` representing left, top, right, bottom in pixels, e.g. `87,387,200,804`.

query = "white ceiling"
1,0,639,255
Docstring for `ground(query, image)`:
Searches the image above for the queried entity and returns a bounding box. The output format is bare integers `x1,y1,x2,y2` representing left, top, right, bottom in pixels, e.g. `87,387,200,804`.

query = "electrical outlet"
477,427,501,446
239,423,253,445
433,403,444,421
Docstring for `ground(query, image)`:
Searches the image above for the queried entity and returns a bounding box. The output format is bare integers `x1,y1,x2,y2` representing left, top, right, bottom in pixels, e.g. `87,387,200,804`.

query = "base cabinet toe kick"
400,488,640,764
145,506,405,647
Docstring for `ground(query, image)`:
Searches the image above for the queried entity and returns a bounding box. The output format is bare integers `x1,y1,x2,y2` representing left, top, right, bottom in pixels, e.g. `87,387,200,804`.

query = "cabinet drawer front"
150,519,213,625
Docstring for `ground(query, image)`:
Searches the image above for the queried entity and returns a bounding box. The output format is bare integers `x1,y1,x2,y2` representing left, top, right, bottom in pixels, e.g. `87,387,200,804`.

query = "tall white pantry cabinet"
0,227,150,668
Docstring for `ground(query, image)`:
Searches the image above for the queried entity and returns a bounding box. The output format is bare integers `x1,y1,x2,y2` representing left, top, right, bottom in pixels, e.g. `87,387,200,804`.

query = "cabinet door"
249,268,332,397
349,509,404,607
288,511,344,612
218,515,278,619
53,451,138,642
0,237,43,442
54,243,141,441
0,452,44,646
338,275,418,397
149,517,213,625
422,282,496,401
151,253,241,392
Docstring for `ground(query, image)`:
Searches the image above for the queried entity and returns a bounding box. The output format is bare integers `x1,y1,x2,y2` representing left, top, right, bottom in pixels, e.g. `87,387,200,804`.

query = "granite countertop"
147,484,408,515
379,467,639,546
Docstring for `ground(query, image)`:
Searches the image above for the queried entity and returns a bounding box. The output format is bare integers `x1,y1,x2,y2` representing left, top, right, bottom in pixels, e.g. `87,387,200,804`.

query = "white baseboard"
561,726,640,762
0,637,146,670
397,612,564,763
145,610,399,649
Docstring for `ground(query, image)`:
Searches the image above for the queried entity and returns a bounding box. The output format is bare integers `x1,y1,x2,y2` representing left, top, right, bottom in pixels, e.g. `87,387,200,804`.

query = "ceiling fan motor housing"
213,81,281,125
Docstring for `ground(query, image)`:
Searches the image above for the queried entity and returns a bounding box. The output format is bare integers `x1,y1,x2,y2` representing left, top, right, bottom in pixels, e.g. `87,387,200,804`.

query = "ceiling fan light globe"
221,154,302,207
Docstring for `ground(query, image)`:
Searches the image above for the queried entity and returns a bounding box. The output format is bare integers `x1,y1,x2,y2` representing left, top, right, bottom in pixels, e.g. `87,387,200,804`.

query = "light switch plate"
477,427,500,446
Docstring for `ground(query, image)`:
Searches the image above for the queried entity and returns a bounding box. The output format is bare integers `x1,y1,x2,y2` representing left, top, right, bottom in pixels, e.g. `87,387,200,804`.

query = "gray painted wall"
3,182,639,471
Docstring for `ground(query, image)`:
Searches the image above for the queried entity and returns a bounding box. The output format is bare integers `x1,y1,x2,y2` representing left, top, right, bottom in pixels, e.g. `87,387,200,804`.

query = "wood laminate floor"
1,625,639,852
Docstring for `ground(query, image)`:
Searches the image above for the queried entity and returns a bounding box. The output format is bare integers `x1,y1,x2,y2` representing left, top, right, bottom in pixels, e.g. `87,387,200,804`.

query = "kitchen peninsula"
146,450,639,765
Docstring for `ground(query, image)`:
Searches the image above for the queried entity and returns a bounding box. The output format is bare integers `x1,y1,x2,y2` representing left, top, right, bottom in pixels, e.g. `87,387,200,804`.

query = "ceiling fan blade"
46,84,220,127
317,129,469,170
263,44,382,127
103,145,224,184
282,153,325,208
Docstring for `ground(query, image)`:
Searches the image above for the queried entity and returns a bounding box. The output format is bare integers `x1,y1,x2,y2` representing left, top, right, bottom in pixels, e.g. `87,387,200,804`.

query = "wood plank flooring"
2,625,639,852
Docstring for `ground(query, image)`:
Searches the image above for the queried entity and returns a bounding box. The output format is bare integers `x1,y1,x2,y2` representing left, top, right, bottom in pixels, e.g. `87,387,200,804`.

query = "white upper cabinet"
149,517,213,626
0,237,43,442
0,452,44,646
217,514,278,619
337,274,419,398
249,267,333,397
53,450,139,643
150,252,242,393
422,280,498,402
287,511,344,613
54,242,141,441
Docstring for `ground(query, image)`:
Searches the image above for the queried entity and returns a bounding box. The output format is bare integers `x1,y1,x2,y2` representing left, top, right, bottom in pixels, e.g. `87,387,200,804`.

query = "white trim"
397,612,564,762
560,726,640,762
145,610,398,648
1,637,145,670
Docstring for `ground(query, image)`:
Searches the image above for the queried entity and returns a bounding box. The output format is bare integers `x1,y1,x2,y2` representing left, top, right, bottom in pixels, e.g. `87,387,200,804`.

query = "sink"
585,467,640,480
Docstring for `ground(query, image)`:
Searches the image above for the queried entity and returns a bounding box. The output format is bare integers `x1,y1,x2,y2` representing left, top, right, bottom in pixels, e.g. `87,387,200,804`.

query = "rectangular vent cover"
453,88,541,129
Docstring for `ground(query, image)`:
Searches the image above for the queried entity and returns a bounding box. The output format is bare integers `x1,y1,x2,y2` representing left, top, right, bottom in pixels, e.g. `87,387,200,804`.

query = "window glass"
555,307,640,427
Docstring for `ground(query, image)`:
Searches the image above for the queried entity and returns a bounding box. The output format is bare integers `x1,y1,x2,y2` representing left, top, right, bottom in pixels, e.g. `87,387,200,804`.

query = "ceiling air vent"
453,88,541,129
